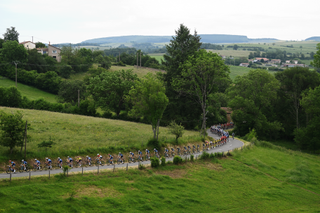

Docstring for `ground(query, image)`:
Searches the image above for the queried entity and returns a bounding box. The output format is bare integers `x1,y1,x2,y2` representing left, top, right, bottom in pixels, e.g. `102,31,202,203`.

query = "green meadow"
0,76,57,103
0,143,319,212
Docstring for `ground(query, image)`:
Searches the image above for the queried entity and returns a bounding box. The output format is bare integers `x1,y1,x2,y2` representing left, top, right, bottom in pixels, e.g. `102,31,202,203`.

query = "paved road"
0,129,243,179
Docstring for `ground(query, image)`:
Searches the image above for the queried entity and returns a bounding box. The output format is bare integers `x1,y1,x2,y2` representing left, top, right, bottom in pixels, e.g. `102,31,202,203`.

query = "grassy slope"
148,53,164,63
0,107,199,158
0,76,57,103
0,145,319,212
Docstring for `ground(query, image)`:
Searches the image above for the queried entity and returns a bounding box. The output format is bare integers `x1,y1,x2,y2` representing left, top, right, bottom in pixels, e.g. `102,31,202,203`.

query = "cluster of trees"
248,49,314,61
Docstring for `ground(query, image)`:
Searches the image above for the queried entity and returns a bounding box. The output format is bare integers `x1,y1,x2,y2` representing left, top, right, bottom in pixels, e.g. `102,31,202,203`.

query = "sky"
1,0,319,44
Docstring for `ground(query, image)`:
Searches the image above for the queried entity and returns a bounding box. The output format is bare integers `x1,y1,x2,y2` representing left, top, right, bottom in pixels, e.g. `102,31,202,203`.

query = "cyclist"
145,149,150,160
177,147,181,155
57,157,63,168
76,156,82,167
183,146,187,155
21,159,28,171
85,156,91,166
109,154,114,165
197,144,200,152
45,157,52,169
164,148,169,157
187,145,191,154
96,153,102,164
118,152,124,164
138,150,143,161
34,159,41,170
129,152,135,162
171,147,175,157
67,156,73,167
9,160,16,173
192,145,196,153
232,132,235,140
154,148,159,158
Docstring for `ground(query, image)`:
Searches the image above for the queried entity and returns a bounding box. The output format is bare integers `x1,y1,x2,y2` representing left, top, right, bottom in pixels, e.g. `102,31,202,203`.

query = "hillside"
305,36,320,41
1,143,319,212
0,107,200,159
0,76,57,103
81,34,278,45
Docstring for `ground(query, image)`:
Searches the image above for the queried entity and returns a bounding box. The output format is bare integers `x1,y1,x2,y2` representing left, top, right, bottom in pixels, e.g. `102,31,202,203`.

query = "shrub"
173,156,183,165
150,157,160,168
62,166,69,176
190,154,194,161
200,151,210,160
147,138,160,150
161,157,166,166
209,153,215,159
138,164,146,170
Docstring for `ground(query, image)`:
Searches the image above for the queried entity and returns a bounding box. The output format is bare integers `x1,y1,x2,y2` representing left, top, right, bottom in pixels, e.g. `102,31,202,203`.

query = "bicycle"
84,159,92,167
145,154,150,161
19,164,30,173
107,159,113,166
6,165,15,174
117,157,124,165
128,156,135,163
171,151,175,157
137,155,143,162
33,163,42,171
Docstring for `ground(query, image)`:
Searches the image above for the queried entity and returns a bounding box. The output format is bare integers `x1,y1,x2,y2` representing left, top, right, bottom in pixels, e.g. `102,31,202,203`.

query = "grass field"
0,107,200,164
1,143,319,212
0,76,57,103
228,66,276,80
207,49,250,58
148,53,165,63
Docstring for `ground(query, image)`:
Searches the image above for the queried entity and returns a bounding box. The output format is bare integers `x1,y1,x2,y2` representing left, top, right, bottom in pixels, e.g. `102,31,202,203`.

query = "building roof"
256,57,269,61
37,48,48,51
48,44,61,50
19,41,35,45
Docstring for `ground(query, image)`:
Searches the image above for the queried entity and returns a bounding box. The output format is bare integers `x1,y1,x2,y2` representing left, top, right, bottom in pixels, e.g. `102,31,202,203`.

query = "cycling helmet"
145,149,147,151
22,160,24,162
35,159,37,161
86,155,88,157
9,160,11,162
119,152,121,154
58,157,60,159
97,153,99,155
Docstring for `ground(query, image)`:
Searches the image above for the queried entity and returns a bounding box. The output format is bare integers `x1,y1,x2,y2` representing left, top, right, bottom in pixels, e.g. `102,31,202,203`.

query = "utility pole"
137,52,138,68
13,61,19,87
78,90,80,108
140,51,141,68
24,121,27,159
119,52,120,62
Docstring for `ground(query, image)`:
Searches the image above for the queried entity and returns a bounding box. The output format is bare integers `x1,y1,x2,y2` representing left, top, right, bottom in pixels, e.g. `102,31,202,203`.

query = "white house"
19,41,36,50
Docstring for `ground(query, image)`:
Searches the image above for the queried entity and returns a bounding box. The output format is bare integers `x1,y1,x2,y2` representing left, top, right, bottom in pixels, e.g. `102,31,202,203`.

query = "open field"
0,107,200,161
148,53,165,63
1,144,319,212
0,76,57,103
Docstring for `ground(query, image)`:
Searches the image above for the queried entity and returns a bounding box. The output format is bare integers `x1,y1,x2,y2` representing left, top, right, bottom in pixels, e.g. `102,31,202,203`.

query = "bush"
209,153,215,159
161,157,166,166
151,157,160,168
138,164,146,170
173,156,183,165
190,154,194,161
147,138,160,150
200,151,210,160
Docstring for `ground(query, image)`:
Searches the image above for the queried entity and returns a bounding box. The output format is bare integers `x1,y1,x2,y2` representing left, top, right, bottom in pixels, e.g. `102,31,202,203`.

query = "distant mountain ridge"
81,34,279,44
305,37,320,41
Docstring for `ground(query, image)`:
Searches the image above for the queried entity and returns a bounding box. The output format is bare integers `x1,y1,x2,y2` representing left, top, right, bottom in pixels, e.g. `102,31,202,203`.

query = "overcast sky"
1,0,319,44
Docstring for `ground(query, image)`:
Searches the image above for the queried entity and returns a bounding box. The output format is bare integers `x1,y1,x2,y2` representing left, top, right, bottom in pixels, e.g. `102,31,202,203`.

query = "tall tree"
228,69,282,138
2,40,28,63
127,73,169,140
172,50,229,137
275,67,320,132
57,80,86,103
3,26,19,42
35,42,46,48
162,24,202,128
87,69,138,116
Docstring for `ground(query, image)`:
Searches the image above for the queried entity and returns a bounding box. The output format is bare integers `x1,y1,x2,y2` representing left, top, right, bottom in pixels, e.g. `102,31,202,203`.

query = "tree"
0,38,4,48
275,67,320,132
311,43,320,68
228,69,282,138
294,85,320,150
87,69,138,116
3,26,19,42
162,24,202,129
57,80,86,103
38,137,55,152
172,49,229,137
167,121,185,144
2,40,28,63
0,111,26,154
35,42,46,48
233,44,238,50
127,73,169,140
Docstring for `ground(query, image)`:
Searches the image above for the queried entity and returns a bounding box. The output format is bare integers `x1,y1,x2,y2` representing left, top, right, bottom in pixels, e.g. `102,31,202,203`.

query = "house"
255,57,269,62
248,59,254,63
270,59,281,64
220,55,227,59
293,60,298,64
239,63,249,67
282,64,307,68
19,41,36,50
285,60,291,64
37,44,61,62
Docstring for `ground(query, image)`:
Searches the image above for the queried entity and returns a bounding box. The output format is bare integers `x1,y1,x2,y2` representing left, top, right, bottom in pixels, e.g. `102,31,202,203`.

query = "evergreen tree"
162,24,202,129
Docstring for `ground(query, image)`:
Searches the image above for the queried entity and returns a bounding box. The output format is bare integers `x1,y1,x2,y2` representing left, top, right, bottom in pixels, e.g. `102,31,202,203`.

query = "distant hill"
305,37,320,41
81,34,278,44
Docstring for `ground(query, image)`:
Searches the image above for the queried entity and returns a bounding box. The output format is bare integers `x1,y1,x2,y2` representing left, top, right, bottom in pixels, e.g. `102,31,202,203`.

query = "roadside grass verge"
1,146,319,212
0,76,57,103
